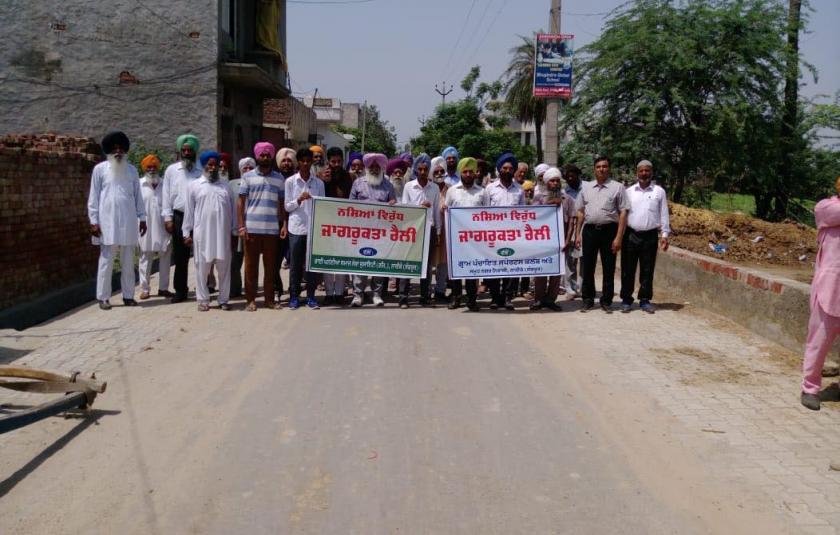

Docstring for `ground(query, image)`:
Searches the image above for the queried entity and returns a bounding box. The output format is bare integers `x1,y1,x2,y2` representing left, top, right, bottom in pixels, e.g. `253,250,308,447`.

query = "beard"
107,154,130,181
364,170,383,186
499,171,514,182
144,172,160,185
204,169,220,182
183,154,196,170
219,170,229,181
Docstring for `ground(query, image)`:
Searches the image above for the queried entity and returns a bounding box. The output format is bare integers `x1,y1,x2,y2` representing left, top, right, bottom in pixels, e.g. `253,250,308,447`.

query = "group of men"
87,131,672,314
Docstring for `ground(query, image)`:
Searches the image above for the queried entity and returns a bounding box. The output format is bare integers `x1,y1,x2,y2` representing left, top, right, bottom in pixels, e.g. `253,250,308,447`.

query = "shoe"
448,297,461,310
529,302,543,311
801,392,820,411
467,302,480,312
139,291,150,300
545,302,562,311
197,303,210,312
288,298,300,310
306,298,320,310
351,295,363,307
219,303,231,311
580,301,595,313
123,298,138,307
399,300,409,309
434,292,449,303
489,302,499,310
504,300,515,311
640,301,656,314
621,302,632,313
419,297,431,307
99,300,111,310
246,301,257,312
601,303,613,314
373,295,385,307
158,290,173,298
171,294,187,304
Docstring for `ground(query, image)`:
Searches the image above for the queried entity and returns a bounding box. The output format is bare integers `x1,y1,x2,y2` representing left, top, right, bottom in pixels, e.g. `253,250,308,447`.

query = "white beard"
365,171,383,186
107,154,130,181
219,170,229,181
144,172,160,185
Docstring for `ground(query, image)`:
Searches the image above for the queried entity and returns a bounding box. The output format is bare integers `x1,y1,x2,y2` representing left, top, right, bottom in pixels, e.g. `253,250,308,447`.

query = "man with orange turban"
138,154,172,299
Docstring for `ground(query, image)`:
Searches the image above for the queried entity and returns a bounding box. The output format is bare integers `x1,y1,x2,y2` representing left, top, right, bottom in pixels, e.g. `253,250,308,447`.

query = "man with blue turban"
182,151,236,311
162,133,202,303
441,146,460,187
485,151,525,310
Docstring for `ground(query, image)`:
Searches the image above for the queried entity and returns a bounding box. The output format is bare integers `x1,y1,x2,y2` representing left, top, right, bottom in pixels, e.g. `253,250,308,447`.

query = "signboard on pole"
446,205,565,279
306,197,431,278
533,33,574,98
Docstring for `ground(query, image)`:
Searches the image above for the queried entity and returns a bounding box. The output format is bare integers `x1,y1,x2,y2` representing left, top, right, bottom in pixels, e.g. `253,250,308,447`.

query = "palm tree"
503,35,546,163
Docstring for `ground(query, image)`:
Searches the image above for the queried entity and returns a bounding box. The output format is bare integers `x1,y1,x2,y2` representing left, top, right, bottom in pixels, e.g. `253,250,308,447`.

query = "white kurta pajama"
182,177,236,305
87,160,146,302
138,176,171,293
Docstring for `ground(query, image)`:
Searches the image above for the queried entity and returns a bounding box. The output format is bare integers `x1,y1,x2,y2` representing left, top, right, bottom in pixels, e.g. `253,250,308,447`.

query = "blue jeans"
288,233,316,300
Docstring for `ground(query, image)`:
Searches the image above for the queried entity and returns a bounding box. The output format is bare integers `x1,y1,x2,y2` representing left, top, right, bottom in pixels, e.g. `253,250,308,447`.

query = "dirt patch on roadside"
653,346,772,386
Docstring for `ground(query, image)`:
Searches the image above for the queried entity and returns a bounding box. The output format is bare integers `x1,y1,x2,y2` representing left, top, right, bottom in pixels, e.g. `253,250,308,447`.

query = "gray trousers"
353,275,385,297
564,248,579,293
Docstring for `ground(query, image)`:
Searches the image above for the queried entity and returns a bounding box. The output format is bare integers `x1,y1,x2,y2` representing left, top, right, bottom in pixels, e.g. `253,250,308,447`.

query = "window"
524,132,532,146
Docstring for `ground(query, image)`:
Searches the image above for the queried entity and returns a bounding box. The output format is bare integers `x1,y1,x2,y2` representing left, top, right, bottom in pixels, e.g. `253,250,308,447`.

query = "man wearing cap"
183,152,236,311
574,156,630,313
284,148,325,310
397,153,440,308
137,154,171,300
162,134,202,303
322,147,354,305
561,163,583,297
88,131,146,310
485,152,525,310
239,141,287,311
386,157,409,199
228,157,255,298
530,167,574,311
441,146,461,187
620,160,671,313
349,153,396,307
444,157,488,311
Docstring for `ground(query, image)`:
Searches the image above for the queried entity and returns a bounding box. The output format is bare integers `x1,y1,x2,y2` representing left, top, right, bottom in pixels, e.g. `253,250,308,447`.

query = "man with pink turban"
349,153,396,307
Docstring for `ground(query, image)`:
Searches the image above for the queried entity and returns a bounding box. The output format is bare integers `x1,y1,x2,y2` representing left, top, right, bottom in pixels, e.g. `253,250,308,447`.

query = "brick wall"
0,134,102,310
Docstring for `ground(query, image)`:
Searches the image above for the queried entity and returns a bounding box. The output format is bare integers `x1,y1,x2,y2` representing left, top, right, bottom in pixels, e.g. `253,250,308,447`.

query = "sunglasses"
433,170,445,175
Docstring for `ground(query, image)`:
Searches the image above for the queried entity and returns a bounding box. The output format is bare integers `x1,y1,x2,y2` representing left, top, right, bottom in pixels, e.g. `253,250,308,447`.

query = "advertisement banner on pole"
446,206,565,279
533,33,574,98
306,197,431,278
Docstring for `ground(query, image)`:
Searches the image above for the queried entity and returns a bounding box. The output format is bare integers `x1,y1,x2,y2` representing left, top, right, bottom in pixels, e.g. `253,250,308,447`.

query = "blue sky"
287,0,840,148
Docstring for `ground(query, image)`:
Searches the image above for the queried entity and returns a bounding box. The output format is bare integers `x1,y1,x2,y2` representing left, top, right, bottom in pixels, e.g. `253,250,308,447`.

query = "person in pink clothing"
801,176,840,410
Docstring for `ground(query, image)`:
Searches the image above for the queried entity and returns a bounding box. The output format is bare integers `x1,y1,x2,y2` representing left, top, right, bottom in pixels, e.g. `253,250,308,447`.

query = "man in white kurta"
137,154,171,299
182,151,236,311
87,131,146,310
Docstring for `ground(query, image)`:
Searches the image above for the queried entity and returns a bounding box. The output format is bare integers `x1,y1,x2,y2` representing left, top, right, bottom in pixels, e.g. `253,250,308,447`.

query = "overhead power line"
440,0,479,80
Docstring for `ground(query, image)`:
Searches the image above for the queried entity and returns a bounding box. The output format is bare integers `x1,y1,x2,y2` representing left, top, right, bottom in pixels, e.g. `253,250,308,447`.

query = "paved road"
0,270,830,533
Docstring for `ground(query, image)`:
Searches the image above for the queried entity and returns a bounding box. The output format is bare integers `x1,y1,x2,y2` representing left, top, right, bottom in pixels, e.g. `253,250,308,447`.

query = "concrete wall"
0,134,101,310
656,246,840,356
0,0,219,154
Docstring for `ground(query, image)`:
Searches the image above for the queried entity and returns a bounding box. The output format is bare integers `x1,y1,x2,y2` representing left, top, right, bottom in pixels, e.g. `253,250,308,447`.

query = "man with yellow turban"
138,154,171,300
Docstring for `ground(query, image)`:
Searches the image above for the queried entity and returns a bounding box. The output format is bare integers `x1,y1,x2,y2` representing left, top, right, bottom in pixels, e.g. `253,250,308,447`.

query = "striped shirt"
239,169,285,235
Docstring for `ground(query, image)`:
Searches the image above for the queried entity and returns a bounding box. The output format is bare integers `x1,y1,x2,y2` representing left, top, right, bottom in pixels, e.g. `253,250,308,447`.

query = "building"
301,96,360,151
262,96,316,148
0,0,289,163
507,118,547,155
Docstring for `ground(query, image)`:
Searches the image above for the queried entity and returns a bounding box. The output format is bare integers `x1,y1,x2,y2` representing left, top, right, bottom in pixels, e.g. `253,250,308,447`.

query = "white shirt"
401,179,441,230
486,180,525,207
162,161,202,221
626,182,671,237
182,177,236,262
284,172,325,236
87,160,145,246
444,182,488,208
138,176,170,252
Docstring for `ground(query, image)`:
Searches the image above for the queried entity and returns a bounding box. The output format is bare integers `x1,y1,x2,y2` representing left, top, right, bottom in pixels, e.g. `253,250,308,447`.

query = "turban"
199,151,220,167
543,167,562,181
310,145,324,154
276,147,297,167
441,146,459,160
253,141,276,159
431,156,446,172
140,154,160,170
496,152,518,171
238,157,256,172
637,159,653,169
101,131,130,155
386,158,408,176
522,180,535,191
412,153,431,174
363,153,387,171
534,163,550,177
175,134,199,153
399,151,413,163
346,151,363,170
220,152,232,167
457,157,477,174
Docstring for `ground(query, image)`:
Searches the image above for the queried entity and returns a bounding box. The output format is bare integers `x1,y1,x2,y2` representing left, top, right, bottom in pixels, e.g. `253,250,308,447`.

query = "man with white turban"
87,131,146,310
349,153,396,307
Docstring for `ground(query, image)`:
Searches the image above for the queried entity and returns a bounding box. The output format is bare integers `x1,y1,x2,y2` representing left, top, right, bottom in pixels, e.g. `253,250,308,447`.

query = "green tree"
333,104,397,156
559,0,796,215
502,35,547,164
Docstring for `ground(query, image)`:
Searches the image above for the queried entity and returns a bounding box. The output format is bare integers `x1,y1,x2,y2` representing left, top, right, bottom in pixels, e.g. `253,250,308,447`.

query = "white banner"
446,205,565,279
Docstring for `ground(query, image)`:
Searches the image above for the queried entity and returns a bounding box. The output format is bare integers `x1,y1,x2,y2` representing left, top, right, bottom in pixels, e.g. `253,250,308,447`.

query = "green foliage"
502,35,547,163
333,104,397,156
128,142,173,172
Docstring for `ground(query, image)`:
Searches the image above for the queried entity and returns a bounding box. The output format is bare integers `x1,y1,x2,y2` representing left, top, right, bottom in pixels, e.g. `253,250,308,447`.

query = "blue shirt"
239,169,285,235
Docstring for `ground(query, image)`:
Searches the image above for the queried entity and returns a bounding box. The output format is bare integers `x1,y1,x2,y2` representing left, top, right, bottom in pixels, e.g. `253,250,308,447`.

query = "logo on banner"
497,248,515,257
359,247,378,257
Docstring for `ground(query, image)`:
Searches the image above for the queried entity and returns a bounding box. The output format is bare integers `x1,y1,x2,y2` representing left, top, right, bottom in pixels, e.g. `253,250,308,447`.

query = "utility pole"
361,100,367,153
544,0,561,166
435,82,454,105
